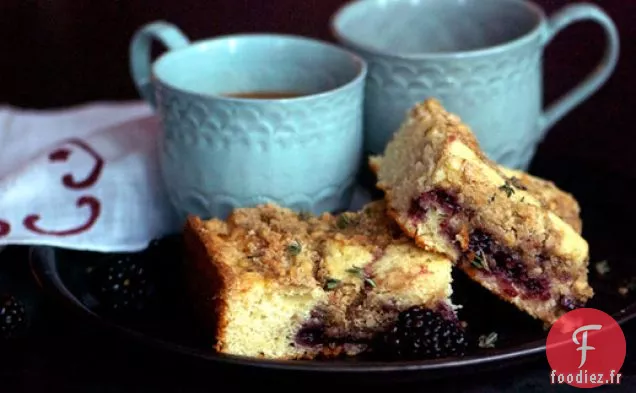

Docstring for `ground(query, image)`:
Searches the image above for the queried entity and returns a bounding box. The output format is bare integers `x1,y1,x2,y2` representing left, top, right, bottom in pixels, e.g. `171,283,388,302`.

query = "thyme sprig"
499,181,515,197
471,249,489,271
478,332,498,348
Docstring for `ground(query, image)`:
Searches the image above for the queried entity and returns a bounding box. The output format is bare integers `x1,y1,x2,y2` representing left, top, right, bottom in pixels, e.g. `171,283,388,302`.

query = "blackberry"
377,306,468,360
0,294,27,340
87,254,156,315
86,236,180,317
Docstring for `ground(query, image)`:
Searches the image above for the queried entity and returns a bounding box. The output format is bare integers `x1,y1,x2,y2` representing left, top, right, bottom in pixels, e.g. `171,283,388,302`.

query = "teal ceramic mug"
129,22,367,221
331,0,619,169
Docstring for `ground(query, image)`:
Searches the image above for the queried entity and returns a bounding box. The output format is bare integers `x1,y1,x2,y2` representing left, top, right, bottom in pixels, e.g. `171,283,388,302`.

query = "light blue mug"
129,22,367,221
331,0,619,169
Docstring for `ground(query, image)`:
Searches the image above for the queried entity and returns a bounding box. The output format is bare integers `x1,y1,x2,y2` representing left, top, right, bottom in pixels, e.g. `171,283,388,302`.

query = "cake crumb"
594,260,610,276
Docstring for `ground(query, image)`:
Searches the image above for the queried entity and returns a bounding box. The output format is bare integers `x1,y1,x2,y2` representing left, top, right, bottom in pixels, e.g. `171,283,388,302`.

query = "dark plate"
29,159,636,382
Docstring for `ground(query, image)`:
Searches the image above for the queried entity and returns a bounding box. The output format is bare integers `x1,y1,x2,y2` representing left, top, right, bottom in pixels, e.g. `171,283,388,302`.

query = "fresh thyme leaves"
520,196,525,202
337,214,351,229
346,266,376,288
499,181,515,197
324,278,341,290
287,240,302,256
471,249,489,271
478,332,498,348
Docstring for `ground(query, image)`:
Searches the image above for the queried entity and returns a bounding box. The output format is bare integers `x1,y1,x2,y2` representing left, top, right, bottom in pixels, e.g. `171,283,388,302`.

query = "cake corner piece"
182,205,327,360
372,98,593,326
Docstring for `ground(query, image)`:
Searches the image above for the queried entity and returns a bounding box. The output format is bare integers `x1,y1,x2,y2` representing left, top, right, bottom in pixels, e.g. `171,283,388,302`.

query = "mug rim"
150,33,368,103
330,0,547,60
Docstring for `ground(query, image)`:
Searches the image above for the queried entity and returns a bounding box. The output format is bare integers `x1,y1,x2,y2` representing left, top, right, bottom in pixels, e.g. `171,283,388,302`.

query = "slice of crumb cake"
183,201,466,360
370,98,593,326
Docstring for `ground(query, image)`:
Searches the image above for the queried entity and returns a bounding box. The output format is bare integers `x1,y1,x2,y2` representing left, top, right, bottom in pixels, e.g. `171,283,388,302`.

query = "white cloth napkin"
0,101,373,253
0,101,179,252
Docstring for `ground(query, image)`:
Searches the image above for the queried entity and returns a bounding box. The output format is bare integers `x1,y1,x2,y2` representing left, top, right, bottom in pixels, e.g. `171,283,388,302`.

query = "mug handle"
538,4,619,136
129,21,191,109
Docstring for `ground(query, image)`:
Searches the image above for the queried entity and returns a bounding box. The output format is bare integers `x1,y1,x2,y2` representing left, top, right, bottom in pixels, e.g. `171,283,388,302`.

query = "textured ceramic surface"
130,22,367,221
331,0,619,169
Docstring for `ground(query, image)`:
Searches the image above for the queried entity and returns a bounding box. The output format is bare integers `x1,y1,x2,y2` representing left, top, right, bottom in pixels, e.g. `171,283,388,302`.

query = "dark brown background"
1,0,634,176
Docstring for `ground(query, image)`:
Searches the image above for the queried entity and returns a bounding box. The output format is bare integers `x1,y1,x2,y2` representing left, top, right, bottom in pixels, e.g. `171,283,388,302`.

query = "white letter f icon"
572,324,602,368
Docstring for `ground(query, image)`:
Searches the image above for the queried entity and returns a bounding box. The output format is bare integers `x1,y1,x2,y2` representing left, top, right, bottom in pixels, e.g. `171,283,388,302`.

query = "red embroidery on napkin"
48,139,104,189
21,138,105,237
0,220,10,238
23,196,101,236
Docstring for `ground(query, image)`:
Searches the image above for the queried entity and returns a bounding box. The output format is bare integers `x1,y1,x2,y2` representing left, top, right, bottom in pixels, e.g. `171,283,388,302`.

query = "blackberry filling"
295,315,371,348
409,190,554,302
295,325,326,346
408,190,461,221
295,308,328,347
466,230,551,301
